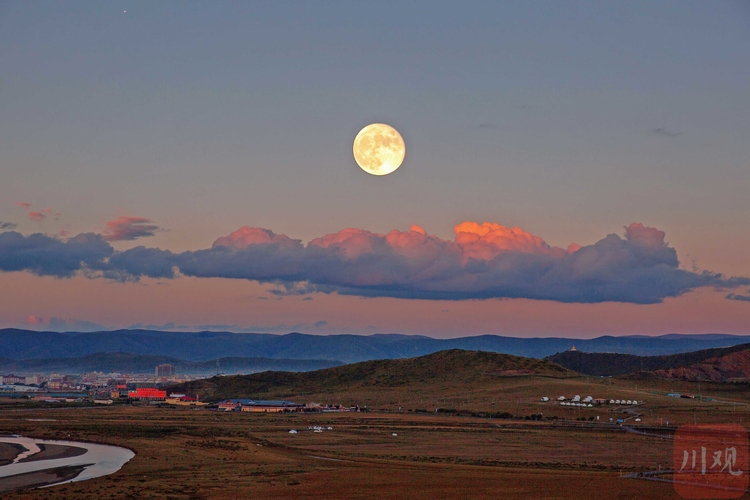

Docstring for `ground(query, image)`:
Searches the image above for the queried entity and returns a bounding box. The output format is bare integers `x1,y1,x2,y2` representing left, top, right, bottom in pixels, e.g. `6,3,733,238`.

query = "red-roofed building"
128,388,166,400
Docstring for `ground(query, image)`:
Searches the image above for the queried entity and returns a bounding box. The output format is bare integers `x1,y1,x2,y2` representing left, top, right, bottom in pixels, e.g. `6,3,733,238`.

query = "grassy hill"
168,349,572,401
652,349,750,382
546,343,750,377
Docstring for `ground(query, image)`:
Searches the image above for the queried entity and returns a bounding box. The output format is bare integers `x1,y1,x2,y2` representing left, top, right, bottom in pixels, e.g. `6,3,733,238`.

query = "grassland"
3,371,750,498
1,406,677,499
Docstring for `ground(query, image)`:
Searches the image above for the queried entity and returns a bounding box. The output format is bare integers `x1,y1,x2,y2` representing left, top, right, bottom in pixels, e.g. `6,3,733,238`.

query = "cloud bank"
103,216,160,241
1,222,749,304
0,231,113,278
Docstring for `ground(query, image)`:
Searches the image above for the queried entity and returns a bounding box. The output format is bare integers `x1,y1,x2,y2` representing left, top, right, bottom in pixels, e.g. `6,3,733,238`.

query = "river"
0,435,134,487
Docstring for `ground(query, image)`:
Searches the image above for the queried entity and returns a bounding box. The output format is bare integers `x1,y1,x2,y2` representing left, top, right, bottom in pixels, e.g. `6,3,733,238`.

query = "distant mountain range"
0,352,342,376
2,328,750,364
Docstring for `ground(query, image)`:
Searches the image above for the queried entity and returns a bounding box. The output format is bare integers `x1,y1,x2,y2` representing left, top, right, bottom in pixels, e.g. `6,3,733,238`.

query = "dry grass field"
1,405,683,500
2,367,750,498
177,373,750,428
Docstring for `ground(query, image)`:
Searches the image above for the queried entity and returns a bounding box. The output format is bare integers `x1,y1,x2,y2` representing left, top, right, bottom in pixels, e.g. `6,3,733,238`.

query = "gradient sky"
1,1,749,337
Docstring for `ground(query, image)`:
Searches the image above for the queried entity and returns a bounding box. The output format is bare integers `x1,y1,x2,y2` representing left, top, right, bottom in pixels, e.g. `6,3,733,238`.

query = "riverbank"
0,436,134,492
0,464,91,493
0,442,24,466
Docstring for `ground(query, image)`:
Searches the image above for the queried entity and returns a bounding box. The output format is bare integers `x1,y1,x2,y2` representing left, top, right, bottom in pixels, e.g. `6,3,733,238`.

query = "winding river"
0,436,134,487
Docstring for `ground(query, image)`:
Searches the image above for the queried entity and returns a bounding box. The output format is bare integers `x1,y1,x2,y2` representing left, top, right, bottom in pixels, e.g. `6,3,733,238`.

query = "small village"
1,363,361,412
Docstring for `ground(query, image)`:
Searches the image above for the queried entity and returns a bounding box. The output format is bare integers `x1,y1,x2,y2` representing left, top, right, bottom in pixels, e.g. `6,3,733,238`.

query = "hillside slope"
547,343,750,377
653,349,750,382
168,349,572,401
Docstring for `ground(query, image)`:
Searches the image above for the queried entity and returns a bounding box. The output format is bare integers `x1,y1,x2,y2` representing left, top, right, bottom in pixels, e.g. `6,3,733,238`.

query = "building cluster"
3,365,355,413
0,363,201,395
127,387,168,400
542,395,643,408
122,388,205,406
0,374,44,386
216,399,361,413
2,372,112,390
155,364,176,378
0,364,204,406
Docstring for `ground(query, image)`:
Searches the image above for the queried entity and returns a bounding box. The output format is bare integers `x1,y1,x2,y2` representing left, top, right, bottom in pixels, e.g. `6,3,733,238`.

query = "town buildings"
127,388,167,400
218,399,304,412
216,399,359,413
155,364,176,378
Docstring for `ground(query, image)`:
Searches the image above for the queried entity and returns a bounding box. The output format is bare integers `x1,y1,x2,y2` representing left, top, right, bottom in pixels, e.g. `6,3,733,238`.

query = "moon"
353,123,405,176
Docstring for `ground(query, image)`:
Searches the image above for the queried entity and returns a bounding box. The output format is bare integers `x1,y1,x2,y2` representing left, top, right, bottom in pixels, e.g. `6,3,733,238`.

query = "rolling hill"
547,343,750,378
653,349,750,382
167,349,573,401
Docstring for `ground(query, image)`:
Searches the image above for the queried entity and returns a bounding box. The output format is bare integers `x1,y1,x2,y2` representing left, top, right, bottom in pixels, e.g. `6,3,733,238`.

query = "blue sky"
1,1,749,335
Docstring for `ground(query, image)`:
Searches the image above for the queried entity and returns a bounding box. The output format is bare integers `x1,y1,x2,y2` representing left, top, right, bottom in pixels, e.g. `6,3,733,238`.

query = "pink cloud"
309,228,379,258
384,228,453,264
28,211,47,222
566,243,582,254
212,226,300,249
306,226,451,262
26,315,48,326
301,222,564,263
103,216,160,242
625,222,666,248
454,221,564,261
15,202,61,221
41,208,61,219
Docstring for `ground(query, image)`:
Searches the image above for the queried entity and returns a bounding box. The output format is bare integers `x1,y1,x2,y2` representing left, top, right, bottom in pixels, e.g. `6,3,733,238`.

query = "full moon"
353,123,405,176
